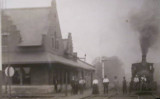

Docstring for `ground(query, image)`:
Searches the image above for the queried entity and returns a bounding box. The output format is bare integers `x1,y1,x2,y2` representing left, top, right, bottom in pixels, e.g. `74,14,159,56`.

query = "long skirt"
92,84,99,94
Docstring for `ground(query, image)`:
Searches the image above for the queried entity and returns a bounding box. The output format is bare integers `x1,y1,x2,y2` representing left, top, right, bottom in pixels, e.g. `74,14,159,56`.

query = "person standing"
122,77,127,94
54,79,58,93
113,76,119,95
79,77,85,94
129,79,133,93
103,75,109,94
92,78,99,94
74,78,79,94
71,77,75,94
140,75,147,90
134,75,139,90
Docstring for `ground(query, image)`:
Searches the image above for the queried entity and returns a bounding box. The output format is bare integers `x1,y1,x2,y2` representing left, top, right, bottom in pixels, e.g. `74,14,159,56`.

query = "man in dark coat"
71,77,75,94
74,78,79,94
122,77,127,94
113,76,119,95
54,79,58,93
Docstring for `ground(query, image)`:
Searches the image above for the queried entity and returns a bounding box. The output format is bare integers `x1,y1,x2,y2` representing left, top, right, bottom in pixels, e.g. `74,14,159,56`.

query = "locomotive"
130,54,157,92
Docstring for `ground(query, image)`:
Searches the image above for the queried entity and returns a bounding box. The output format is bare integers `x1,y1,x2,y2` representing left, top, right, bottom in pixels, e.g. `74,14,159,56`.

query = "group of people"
53,79,62,93
53,77,86,94
54,75,129,95
133,75,147,90
71,77,86,94
92,75,128,95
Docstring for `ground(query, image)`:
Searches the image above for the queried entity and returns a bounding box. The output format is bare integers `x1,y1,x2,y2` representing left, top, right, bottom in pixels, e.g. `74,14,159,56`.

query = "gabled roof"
3,7,50,46
2,3,94,71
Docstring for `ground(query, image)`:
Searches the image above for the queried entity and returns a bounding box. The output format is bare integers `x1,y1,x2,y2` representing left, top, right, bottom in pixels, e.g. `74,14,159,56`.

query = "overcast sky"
3,0,160,74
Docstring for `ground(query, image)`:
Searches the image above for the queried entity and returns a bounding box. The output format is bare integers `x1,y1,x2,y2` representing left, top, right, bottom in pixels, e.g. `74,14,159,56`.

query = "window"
54,32,57,37
2,33,9,47
55,40,59,49
23,67,31,85
52,37,55,48
12,68,21,85
51,32,59,49
52,38,59,49
12,67,31,85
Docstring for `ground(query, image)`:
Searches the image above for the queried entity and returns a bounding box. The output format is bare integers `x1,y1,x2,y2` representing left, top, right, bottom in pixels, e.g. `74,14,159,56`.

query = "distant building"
93,56,125,86
1,0,94,94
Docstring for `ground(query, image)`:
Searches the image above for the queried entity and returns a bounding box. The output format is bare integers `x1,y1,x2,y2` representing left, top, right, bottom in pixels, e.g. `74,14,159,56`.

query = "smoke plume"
130,0,160,55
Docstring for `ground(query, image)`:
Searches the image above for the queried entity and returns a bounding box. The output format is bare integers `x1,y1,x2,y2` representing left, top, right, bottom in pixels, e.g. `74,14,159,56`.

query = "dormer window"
2,33,9,47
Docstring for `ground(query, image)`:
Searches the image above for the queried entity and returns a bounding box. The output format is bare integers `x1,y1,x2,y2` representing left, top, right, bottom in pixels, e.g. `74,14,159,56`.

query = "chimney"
142,54,146,63
68,33,72,39
73,52,78,60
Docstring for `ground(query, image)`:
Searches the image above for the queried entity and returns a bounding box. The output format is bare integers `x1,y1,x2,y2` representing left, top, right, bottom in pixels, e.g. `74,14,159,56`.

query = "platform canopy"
2,52,95,70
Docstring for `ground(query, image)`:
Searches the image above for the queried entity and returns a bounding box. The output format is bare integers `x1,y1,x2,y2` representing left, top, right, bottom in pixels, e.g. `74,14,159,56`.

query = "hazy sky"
3,0,160,74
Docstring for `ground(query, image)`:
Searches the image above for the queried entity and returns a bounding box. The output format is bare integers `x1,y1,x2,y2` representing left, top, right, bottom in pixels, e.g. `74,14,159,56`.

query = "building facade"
1,0,94,94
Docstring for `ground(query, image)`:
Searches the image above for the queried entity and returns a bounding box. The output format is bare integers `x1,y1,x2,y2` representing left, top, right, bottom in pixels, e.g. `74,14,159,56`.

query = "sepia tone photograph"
0,0,160,99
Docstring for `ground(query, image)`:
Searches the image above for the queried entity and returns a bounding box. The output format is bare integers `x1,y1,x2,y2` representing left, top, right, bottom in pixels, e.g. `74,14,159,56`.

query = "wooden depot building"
1,0,95,94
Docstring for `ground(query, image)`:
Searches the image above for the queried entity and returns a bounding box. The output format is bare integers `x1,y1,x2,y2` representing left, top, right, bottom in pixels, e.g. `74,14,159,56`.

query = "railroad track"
138,94,159,99
81,94,159,99
81,94,138,99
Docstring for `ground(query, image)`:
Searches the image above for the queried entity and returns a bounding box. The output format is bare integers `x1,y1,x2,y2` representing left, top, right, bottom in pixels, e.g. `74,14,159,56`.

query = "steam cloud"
130,0,160,55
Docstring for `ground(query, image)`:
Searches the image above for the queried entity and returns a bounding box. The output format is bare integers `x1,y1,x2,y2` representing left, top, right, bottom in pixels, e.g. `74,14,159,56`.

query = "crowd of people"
53,75,129,95
92,75,128,95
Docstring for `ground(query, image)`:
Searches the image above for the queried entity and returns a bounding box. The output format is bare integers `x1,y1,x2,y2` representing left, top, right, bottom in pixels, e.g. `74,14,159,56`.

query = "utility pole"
0,0,3,98
101,57,109,79
65,71,68,96
101,60,105,78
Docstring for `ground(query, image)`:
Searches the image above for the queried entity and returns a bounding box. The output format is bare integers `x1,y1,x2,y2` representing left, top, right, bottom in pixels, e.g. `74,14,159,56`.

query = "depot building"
1,0,95,94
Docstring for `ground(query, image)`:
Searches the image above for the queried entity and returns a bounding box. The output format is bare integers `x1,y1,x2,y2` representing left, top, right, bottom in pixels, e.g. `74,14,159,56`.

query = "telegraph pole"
0,0,3,98
65,71,68,96
101,60,104,78
101,58,109,79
